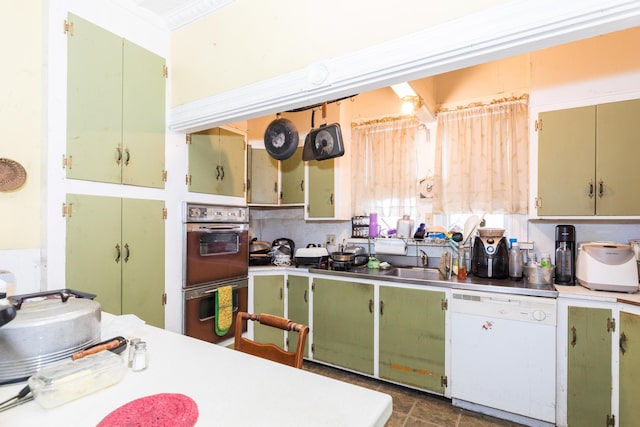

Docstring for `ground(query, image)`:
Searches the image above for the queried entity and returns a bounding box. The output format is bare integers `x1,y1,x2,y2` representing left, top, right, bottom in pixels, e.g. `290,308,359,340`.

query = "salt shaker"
128,338,141,368
132,341,148,372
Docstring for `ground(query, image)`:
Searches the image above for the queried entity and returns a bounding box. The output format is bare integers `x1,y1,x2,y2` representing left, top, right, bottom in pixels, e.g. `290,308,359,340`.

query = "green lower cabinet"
65,194,165,328
286,275,309,357
253,275,285,347
379,286,446,393
312,278,374,375
619,311,640,426
567,306,612,427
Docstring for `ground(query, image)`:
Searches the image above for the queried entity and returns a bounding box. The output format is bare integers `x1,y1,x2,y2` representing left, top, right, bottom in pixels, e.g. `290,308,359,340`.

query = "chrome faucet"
419,250,428,268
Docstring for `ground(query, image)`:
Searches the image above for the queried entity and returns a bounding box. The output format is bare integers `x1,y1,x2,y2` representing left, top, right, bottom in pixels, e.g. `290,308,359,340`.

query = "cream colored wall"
169,0,508,107
0,0,44,249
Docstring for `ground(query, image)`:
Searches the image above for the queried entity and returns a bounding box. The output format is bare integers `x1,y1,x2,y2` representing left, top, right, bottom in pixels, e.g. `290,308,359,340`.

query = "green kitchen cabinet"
280,147,305,204
287,274,310,357
307,158,335,218
567,306,612,427
379,286,446,393
189,127,246,197
312,278,374,375
536,98,640,216
66,13,166,188
252,275,285,348
65,194,165,328
247,146,304,205
247,146,278,204
619,310,640,426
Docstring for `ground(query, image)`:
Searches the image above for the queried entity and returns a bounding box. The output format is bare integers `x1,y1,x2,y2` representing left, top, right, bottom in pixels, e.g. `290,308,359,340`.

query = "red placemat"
97,393,198,427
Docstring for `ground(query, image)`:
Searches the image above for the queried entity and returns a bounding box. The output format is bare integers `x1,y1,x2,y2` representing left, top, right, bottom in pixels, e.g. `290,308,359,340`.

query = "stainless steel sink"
387,267,442,281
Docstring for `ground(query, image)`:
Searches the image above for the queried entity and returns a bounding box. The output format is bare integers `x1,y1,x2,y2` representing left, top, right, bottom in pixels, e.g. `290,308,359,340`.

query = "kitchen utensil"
462,215,482,245
308,123,344,161
263,116,299,160
576,242,639,292
0,289,101,384
249,237,273,265
343,245,368,267
294,244,329,267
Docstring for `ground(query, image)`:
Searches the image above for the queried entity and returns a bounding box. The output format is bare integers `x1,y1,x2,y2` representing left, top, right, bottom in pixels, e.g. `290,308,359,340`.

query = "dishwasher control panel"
451,290,557,326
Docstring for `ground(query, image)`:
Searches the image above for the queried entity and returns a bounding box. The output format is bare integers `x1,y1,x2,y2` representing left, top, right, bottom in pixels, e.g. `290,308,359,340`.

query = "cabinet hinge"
441,299,448,311
311,282,315,292
607,414,615,426
441,375,448,388
311,343,314,353
62,154,73,170
162,65,168,78
607,317,616,333
243,182,246,193
246,179,251,191
63,19,74,36
535,119,542,131
186,134,192,144
62,203,73,218
162,208,168,220
186,175,192,185
162,170,168,182
162,293,167,306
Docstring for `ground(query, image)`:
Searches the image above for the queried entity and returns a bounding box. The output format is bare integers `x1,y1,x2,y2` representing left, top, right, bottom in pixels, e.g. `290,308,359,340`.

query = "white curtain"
351,117,421,217
433,99,529,214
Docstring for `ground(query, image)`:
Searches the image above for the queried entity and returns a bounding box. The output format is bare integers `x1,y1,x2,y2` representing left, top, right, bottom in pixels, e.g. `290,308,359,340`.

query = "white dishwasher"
450,289,556,427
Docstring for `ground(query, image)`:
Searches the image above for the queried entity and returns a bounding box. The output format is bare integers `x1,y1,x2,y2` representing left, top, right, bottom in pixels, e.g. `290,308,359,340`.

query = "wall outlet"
327,234,336,245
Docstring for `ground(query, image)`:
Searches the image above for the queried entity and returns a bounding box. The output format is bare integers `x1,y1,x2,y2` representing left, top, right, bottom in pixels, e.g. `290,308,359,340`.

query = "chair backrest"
234,312,309,369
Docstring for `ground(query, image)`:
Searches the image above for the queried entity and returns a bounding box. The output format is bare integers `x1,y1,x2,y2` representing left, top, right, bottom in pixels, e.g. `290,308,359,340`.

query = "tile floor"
302,361,524,427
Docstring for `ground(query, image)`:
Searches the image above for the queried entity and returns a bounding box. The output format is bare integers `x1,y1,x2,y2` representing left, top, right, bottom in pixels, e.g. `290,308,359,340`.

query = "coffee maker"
555,225,576,284
471,236,509,279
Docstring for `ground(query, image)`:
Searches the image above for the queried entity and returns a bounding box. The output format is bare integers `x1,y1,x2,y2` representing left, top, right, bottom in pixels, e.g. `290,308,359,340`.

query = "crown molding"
169,0,640,133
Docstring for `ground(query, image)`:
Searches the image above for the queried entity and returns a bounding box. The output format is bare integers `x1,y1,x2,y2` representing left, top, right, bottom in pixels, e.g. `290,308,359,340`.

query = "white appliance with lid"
576,242,639,293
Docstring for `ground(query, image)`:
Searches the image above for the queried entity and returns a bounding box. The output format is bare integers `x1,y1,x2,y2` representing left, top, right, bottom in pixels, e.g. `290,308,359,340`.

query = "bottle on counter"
555,242,573,283
508,242,523,281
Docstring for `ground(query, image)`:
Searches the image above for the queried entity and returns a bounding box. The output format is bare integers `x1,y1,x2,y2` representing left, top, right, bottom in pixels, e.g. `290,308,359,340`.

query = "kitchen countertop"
1,313,392,427
308,266,559,298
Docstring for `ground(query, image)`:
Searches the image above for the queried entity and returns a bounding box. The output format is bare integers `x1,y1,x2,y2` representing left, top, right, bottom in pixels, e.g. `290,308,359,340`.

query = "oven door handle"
195,225,246,231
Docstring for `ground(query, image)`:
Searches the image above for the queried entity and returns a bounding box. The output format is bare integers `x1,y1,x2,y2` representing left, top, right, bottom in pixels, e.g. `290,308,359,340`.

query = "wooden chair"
234,312,309,369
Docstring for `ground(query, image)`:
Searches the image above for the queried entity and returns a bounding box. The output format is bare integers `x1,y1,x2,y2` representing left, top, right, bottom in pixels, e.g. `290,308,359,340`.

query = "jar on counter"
396,215,414,239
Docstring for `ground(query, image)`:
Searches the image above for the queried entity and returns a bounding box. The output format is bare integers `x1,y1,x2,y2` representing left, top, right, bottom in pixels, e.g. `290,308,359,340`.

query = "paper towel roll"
374,239,407,255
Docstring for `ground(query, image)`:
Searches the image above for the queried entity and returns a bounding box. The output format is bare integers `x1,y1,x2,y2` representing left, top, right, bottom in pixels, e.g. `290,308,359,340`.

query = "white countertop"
1,314,392,427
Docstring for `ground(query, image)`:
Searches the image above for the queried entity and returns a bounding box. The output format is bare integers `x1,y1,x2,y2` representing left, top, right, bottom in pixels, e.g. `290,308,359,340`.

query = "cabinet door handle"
300,180,304,191
124,148,130,166
273,182,278,193
620,331,628,355
124,243,130,263
598,180,604,198
115,243,121,263
279,287,283,300
303,289,308,303
116,146,122,166
215,165,220,180
220,166,225,180
380,300,384,316
330,193,334,205
570,326,577,347
588,180,594,198
369,299,373,313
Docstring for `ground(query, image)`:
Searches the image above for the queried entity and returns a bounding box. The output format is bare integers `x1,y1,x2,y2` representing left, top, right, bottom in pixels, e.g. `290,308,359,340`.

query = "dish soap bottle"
508,242,523,281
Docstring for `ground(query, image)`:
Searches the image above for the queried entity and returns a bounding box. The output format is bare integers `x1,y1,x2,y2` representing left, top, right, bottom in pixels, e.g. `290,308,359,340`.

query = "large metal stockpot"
0,289,101,384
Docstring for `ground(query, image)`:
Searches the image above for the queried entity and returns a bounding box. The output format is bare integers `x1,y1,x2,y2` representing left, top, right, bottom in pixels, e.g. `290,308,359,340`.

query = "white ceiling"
113,0,234,30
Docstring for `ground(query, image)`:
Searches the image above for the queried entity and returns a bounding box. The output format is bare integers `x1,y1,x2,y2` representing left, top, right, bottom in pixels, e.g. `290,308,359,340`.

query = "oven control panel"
184,203,248,223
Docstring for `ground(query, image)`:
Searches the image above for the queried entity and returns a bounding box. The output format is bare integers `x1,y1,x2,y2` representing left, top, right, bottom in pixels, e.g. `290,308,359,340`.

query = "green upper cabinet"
189,127,246,197
312,278,374,375
248,146,278,204
307,158,335,219
537,98,640,216
281,147,305,204
66,13,166,188
247,146,304,206
379,286,446,393
65,194,166,328
566,306,612,427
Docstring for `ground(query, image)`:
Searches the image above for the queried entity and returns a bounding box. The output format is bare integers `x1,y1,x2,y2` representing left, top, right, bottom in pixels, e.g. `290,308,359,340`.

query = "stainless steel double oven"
182,203,249,343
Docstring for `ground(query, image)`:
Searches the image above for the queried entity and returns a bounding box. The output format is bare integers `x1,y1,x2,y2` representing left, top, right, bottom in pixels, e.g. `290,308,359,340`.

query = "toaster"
576,242,639,293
